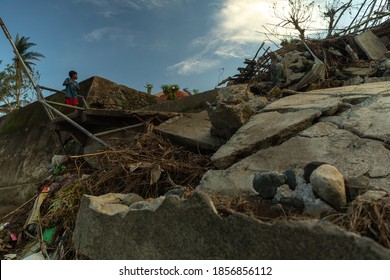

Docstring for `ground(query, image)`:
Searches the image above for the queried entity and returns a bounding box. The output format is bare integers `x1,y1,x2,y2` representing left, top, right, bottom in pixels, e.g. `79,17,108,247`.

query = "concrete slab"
211,109,321,169
342,67,377,77
200,123,390,196
0,183,38,205
73,192,390,259
322,96,390,143
355,30,388,60
155,111,226,152
305,81,390,97
0,205,18,217
232,122,390,191
197,169,257,195
263,94,341,116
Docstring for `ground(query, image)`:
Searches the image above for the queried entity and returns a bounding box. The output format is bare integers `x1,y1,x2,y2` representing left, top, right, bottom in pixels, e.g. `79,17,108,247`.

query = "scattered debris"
0,15,390,259
1,125,390,258
220,20,390,94
0,130,214,259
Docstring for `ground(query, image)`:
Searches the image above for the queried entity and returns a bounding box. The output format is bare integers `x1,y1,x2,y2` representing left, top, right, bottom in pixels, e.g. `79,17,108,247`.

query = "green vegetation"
144,83,153,95
0,34,44,115
183,88,200,95
161,84,179,100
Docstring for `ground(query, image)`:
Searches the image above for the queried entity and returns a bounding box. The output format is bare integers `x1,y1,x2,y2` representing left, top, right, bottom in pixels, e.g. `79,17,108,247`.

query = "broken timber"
51,109,181,146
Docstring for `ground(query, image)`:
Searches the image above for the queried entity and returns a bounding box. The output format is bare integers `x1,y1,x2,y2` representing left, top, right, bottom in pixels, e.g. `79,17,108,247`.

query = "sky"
0,0,281,96
0,0,371,97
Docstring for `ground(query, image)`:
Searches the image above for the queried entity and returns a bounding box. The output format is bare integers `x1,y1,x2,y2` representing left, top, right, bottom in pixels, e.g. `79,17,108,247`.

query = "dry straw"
329,195,390,248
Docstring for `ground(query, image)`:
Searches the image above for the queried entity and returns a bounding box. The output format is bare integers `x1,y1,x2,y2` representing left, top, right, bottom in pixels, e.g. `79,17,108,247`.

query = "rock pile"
221,20,390,95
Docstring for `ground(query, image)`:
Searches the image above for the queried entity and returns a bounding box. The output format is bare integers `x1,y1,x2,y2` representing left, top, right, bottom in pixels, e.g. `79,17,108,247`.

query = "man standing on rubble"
63,70,80,108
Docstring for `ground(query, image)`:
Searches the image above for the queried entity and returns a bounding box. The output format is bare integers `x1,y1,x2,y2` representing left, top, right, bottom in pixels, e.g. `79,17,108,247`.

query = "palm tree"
13,33,45,71
12,33,45,108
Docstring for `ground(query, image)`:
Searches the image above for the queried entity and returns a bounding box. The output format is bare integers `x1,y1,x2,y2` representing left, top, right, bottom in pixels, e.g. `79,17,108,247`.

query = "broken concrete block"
155,111,226,152
343,67,376,77
73,191,390,259
196,169,257,196
355,30,388,60
211,109,321,169
274,184,295,202
263,94,341,116
85,76,159,110
207,84,256,139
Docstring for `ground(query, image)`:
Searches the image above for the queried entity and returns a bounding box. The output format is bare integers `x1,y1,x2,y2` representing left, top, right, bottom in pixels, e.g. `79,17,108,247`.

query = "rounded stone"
253,172,287,199
284,169,297,190
303,162,327,182
310,164,346,211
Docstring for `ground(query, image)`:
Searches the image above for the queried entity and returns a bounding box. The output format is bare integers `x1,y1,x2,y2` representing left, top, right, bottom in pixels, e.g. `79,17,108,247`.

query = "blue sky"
1,0,373,97
0,0,277,95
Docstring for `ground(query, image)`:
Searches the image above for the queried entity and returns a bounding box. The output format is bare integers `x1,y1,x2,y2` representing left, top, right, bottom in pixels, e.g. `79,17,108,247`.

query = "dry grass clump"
81,132,212,197
211,193,390,250
210,195,303,222
42,132,214,229
329,195,390,249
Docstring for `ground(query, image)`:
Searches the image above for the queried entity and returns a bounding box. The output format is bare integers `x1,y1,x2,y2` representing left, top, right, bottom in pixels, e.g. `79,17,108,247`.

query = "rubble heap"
220,20,390,96
0,131,213,260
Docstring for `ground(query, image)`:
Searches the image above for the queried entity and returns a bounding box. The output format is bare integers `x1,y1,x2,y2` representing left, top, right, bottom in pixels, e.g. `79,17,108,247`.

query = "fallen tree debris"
220,18,390,93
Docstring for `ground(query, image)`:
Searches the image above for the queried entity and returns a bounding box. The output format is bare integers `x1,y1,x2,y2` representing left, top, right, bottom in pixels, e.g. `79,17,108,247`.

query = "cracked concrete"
199,82,390,196
73,191,390,259
71,81,390,259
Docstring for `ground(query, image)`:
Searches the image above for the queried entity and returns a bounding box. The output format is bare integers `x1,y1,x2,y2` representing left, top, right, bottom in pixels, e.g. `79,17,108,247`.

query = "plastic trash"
10,233,17,241
53,164,66,175
4,253,17,260
23,251,45,260
24,192,49,231
43,227,57,244
51,155,68,167
0,222,10,231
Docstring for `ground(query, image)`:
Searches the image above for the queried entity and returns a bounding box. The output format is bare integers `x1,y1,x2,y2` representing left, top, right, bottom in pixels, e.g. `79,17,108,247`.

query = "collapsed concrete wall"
84,76,160,110
0,124,58,204
73,191,390,260
0,94,63,205
0,76,159,205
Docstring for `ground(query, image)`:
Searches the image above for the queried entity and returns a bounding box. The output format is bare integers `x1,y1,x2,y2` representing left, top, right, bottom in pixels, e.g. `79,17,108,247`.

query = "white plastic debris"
51,155,68,168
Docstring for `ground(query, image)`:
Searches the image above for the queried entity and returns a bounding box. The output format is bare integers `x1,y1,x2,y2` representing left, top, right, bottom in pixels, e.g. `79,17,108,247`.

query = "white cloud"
83,27,135,45
214,44,248,58
167,57,221,75
168,0,327,76
168,0,274,76
214,0,277,44
74,0,188,17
